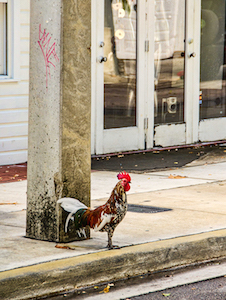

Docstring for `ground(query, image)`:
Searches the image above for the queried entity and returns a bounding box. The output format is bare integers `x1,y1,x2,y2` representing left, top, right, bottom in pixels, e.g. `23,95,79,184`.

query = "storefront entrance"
91,0,226,154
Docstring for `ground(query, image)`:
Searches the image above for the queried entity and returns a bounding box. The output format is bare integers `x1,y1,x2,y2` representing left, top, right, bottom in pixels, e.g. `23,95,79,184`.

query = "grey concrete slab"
0,161,225,278
152,161,226,181
127,181,226,214
0,181,26,213
0,180,226,272
1,230,226,300
91,171,215,199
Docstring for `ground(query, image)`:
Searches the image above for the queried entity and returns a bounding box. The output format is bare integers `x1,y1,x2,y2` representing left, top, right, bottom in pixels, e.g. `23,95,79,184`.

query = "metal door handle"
99,56,107,63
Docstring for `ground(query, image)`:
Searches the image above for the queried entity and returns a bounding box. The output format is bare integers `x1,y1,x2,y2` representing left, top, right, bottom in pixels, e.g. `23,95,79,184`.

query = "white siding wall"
0,0,30,165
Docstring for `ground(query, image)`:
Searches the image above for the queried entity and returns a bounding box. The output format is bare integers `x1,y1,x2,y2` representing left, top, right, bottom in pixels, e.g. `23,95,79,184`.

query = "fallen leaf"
94,286,99,289
55,244,73,250
174,161,178,164
14,174,19,177
99,285,110,294
162,293,171,297
191,287,196,290
168,174,186,179
0,202,18,205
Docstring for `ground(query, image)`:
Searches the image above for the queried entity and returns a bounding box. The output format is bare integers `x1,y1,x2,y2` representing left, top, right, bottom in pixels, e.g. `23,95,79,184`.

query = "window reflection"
104,0,137,129
154,0,185,125
200,0,226,119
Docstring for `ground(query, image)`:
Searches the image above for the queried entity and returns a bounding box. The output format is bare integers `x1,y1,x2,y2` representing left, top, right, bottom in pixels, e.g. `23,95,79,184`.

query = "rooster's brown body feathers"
58,172,131,249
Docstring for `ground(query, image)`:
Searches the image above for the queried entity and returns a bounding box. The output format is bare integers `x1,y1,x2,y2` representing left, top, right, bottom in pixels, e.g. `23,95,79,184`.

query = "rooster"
57,171,131,249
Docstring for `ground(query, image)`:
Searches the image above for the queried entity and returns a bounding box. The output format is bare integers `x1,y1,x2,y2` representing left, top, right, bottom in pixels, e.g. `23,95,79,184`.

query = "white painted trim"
146,0,155,149
0,150,27,166
136,0,146,149
103,127,140,154
199,118,226,142
184,0,201,144
154,123,186,147
94,0,104,154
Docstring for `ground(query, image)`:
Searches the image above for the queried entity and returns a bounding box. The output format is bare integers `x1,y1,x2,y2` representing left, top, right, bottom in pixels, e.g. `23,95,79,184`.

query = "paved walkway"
0,160,226,271
0,156,226,299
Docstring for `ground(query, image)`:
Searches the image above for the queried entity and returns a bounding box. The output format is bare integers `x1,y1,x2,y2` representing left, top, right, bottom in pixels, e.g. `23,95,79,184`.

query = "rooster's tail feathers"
57,198,87,213
57,198,88,233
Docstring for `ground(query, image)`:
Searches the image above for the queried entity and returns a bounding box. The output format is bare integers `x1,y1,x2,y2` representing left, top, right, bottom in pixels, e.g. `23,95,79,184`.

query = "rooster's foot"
107,244,120,250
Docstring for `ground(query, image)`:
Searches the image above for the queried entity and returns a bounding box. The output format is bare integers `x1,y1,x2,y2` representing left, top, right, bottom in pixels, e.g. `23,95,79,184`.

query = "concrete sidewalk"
0,160,226,299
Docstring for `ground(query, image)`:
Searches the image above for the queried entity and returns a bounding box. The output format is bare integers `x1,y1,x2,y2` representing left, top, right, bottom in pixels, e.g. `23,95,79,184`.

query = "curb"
1,229,226,300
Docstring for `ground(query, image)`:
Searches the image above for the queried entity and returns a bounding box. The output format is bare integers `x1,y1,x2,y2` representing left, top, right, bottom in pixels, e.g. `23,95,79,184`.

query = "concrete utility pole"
26,0,91,242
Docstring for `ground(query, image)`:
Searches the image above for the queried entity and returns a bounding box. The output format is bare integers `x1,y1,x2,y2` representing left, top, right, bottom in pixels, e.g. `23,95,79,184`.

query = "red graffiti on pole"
38,24,59,90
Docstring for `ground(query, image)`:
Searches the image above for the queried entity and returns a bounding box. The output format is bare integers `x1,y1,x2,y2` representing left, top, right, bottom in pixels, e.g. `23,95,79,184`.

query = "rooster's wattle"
57,171,131,249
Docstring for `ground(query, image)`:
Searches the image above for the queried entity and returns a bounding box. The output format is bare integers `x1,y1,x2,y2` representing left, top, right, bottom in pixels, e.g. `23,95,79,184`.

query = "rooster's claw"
107,244,120,250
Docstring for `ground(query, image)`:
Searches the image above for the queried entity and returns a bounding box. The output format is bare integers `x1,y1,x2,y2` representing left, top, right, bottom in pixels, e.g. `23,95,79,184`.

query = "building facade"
1,0,226,165
0,0,30,165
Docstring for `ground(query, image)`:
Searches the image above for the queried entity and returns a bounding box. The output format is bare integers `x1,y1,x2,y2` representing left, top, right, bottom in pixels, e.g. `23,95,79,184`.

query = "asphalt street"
129,276,226,300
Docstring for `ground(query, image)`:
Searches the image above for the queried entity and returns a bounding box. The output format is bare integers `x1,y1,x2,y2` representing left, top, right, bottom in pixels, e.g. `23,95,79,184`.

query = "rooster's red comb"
117,171,131,182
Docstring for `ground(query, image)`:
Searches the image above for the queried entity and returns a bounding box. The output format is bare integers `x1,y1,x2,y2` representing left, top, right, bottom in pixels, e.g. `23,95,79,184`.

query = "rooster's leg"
107,228,114,249
107,228,119,249
107,229,113,249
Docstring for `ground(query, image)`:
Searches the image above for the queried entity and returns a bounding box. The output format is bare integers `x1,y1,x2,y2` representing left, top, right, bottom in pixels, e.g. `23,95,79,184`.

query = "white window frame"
0,0,20,82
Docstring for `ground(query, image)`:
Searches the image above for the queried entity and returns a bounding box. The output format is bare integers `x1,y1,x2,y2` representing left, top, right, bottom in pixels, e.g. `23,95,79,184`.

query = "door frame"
149,0,201,148
91,0,226,155
91,0,147,155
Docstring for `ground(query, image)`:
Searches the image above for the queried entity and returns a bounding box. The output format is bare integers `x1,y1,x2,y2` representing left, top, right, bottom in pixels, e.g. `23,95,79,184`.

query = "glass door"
92,0,212,155
104,0,137,129
93,0,146,154
152,0,187,147
150,0,201,148
199,0,226,141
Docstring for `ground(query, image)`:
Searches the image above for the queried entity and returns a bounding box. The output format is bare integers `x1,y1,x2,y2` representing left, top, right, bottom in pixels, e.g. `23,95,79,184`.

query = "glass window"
104,0,137,129
0,1,7,75
200,0,226,119
154,0,185,125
